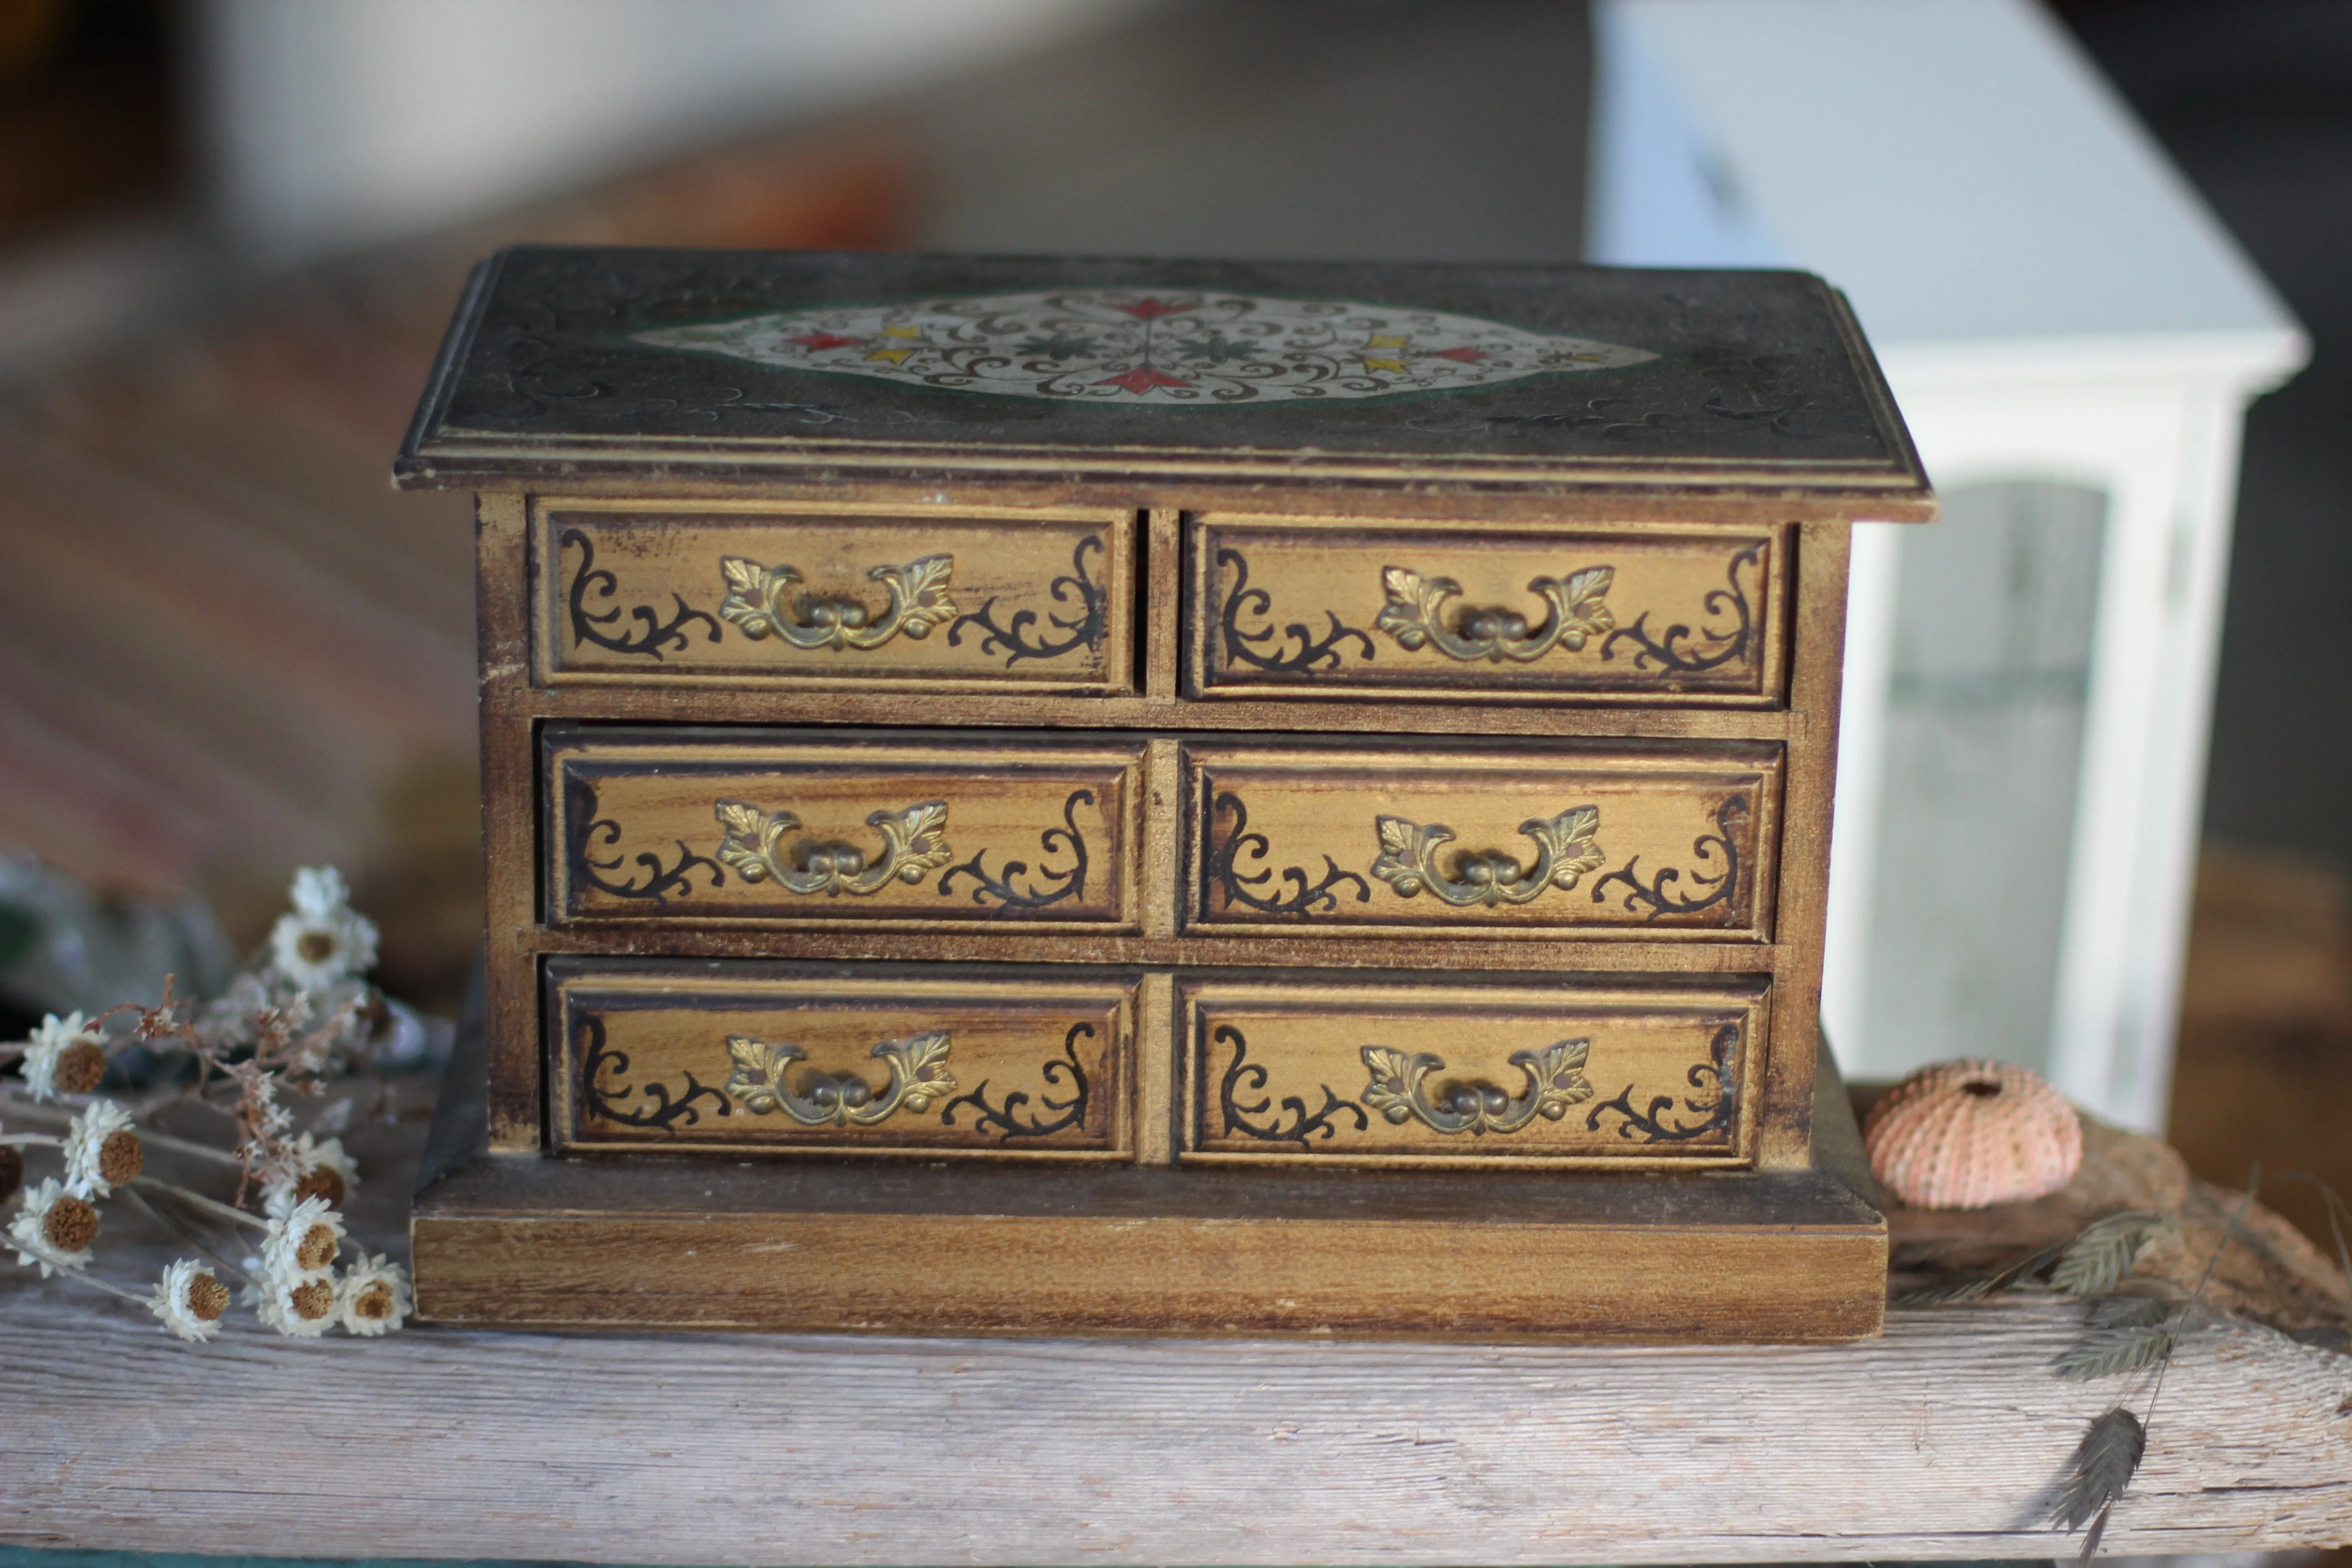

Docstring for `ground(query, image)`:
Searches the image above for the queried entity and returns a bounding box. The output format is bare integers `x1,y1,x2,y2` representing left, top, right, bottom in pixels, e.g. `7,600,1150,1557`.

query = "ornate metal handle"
1374,564,1614,662
1359,1040,1592,1135
719,553,958,650
1371,805,1605,906
713,799,952,896
723,1031,957,1127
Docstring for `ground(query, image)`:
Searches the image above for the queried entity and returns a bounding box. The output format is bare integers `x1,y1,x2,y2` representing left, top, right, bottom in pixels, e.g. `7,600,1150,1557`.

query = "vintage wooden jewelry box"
398,247,1934,1339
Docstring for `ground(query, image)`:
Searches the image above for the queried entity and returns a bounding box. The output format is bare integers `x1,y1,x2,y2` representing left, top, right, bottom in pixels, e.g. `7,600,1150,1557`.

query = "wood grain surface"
8,1066,2348,1562
3,1292,2344,1563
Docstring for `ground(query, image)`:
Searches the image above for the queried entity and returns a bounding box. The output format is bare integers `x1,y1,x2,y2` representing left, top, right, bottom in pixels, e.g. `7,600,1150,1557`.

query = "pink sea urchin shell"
1863,1058,2083,1209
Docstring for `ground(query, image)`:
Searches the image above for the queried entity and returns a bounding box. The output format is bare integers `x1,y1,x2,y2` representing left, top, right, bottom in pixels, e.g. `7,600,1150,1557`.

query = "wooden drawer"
1186,739,1780,940
546,727,1142,929
1189,516,1784,704
537,501,1136,691
550,960,1135,1158
1179,977,1762,1167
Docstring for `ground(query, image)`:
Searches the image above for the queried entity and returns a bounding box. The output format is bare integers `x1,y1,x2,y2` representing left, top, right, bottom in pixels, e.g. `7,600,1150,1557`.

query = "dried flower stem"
0,1133,63,1148
42,1264,149,1305
130,1175,268,1233
121,1186,261,1287
121,1125,242,1169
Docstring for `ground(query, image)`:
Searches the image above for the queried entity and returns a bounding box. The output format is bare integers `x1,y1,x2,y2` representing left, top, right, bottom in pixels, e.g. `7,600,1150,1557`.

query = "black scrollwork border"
560,528,724,660
1598,541,1762,676
938,788,1093,911
1214,547,1376,676
1205,791,1371,919
566,772,725,903
578,1015,733,1133
940,1022,1093,1141
947,534,1107,666
1213,1024,1367,1147
1590,795,1748,922
1586,1023,1739,1144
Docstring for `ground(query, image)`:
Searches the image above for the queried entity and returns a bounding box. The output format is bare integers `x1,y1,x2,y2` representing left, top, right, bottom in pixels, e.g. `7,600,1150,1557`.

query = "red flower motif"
1093,366,1194,394
1432,347,1489,362
787,333,862,350
1114,298,1192,320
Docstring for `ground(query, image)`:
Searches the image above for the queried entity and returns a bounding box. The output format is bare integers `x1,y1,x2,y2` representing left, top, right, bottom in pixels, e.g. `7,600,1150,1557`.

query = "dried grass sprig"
2050,1210,2172,1298
2084,1291,2178,1330
2052,1405,2145,1556
2055,1323,2178,1381
2047,1172,2261,1557
1892,1235,2072,1307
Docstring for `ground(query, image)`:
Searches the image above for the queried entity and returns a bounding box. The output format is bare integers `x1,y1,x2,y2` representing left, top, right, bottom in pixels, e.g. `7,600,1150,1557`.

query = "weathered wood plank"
3,1283,2345,1563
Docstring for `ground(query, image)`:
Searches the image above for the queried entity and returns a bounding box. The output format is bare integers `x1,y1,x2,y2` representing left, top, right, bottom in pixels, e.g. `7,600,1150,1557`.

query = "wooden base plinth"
412,1029,1887,1341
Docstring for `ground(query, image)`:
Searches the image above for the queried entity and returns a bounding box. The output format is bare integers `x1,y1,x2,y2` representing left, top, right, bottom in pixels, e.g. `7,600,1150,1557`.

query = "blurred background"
0,0,2342,1244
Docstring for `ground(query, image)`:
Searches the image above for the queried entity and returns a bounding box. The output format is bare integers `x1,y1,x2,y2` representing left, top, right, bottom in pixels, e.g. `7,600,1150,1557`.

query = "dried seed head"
97,1129,142,1187
288,1278,334,1320
294,1166,345,1207
0,1146,20,1205
296,930,337,964
54,1040,105,1095
43,1195,97,1253
294,1222,337,1272
348,1279,395,1322
185,1271,230,1322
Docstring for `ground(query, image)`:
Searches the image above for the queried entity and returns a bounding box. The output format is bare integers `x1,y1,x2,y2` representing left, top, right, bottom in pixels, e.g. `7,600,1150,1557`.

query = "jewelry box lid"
394,246,1934,521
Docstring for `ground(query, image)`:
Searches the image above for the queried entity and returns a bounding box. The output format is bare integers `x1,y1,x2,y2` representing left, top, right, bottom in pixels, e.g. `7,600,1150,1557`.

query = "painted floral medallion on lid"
634,289,1658,406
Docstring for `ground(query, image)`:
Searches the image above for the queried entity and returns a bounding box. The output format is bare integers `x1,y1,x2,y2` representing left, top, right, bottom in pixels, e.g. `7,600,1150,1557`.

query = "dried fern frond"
2056,1323,2178,1381
2052,1405,2145,1555
1892,1236,2073,1308
2086,1292,2178,1330
2051,1210,2171,1298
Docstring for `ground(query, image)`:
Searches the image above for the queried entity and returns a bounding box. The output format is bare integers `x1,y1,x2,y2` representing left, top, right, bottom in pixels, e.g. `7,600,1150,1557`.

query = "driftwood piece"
4,1097,2350,1563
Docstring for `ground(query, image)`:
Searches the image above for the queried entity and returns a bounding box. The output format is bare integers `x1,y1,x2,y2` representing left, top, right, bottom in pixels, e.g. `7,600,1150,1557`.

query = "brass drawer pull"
724,1031,957,1127
719,553,958,650
1360,1040,1593,1135
1375,565,1614,663
1371,806,1604,906
714,799,953,896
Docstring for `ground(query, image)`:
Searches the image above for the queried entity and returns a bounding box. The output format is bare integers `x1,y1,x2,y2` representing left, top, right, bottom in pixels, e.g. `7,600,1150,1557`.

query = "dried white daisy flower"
7,1177,98,1275
61,1098,143,1199
17,1012,105,1102
149,1258,230,1343
260,1193,345,1281
337,1253,412,1336
261,1132,359,1210
255,1269,338,1338
267,867,378,989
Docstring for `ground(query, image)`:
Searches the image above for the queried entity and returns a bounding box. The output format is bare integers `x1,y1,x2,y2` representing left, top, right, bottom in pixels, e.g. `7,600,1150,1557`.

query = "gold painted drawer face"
537,502,1135,691
551,963,1133,1157
1187,741,1780,939
546,727,1142,929
1189,518,1784,704
1180,979,1759,1166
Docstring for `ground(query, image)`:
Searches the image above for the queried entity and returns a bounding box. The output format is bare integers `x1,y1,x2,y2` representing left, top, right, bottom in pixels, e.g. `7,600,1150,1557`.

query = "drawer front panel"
553,963,1134,1157
548,728,1141,929
1190,518,1783,704
1188,741,1779,939
1180,979,1759,1166
538,503,1135,691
